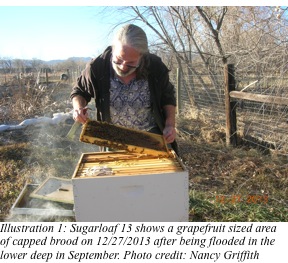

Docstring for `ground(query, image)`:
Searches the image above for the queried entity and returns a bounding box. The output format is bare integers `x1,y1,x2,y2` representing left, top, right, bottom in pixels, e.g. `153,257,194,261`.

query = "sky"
0,1,285,61
0,6,117,61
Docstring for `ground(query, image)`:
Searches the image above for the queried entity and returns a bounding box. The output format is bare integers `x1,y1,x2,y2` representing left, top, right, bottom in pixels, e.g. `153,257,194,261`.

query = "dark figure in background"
60,73,69,81
70,24,178,153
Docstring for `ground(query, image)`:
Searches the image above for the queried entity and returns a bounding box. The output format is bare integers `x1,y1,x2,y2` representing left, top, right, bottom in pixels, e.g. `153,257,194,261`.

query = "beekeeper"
70,24,178,153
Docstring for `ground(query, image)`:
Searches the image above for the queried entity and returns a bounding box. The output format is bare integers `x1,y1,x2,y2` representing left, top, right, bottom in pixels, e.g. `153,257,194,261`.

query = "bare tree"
112,6,228,105
29,58,44,72
12,59,27,74
0,58,13,74
109,6,287,96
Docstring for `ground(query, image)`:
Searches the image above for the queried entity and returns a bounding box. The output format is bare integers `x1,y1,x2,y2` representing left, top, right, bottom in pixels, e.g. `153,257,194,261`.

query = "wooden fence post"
224,64,237,146
45,69,49,86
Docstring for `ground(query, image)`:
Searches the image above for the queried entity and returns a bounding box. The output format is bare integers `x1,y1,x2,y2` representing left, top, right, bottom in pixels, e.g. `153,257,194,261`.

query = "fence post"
176,68,182,115
45,69,49,86
224,64,237,146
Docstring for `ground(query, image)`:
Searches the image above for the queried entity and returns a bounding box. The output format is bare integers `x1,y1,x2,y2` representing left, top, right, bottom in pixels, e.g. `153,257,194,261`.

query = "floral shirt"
109,77,156,131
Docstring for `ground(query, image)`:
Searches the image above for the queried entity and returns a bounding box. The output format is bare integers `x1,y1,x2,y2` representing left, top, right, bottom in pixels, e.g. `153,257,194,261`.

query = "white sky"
0,1,286,61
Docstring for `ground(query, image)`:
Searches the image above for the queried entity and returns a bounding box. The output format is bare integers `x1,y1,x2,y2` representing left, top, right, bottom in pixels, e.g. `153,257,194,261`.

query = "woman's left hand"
163,126,176,143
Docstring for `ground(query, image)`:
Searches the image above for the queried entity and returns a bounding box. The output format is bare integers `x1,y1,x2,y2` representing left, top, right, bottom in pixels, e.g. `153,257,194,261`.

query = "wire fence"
171,70,288,156
1,66,287,155
0,68,81,88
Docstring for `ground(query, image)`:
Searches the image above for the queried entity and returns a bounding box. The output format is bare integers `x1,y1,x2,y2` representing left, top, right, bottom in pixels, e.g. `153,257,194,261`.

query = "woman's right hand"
73,107,88,124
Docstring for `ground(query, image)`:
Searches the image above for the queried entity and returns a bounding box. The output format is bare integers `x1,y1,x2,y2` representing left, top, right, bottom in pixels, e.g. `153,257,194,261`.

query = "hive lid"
79,120,171,157
30,177,74,204
11,184,74,217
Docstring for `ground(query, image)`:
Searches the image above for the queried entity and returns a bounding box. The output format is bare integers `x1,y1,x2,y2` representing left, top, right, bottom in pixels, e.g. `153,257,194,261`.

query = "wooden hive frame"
72,151,184,178
79,120,171,157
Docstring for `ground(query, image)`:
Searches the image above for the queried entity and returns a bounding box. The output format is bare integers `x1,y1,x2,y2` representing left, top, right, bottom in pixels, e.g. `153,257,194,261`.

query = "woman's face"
112,42,141,77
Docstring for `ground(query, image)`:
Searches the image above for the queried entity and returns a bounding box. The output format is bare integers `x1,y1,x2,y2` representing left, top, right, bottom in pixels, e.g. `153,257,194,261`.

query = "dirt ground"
0,82,287,221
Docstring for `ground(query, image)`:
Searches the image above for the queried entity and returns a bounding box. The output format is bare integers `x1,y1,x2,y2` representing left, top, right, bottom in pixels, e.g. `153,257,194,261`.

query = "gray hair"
113,24,149,55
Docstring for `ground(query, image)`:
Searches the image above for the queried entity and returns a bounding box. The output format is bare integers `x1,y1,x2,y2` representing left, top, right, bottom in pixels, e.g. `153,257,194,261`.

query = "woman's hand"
73,107,88,124
163,125,176,143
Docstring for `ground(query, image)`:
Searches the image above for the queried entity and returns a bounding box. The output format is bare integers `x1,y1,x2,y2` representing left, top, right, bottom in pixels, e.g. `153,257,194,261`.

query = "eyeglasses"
112,57,140,69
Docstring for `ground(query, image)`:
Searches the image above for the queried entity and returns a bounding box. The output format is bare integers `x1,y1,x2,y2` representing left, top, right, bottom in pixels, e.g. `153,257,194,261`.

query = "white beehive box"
72,151,189,222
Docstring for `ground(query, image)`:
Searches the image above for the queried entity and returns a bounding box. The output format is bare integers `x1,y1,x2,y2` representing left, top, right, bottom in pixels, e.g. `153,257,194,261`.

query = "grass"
0,81,287,222
0,143,31,216
189,190,287,222
177,117,287,222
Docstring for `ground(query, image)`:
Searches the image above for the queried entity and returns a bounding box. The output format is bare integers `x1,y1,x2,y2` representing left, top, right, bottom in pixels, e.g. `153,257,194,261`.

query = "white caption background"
0,222,286,262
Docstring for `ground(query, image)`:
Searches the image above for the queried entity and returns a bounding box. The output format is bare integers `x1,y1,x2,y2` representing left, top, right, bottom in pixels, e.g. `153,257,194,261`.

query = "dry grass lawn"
0,82,287,221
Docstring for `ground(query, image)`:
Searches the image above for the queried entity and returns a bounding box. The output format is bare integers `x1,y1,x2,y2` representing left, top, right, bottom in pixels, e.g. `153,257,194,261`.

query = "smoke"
3,83,100,222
